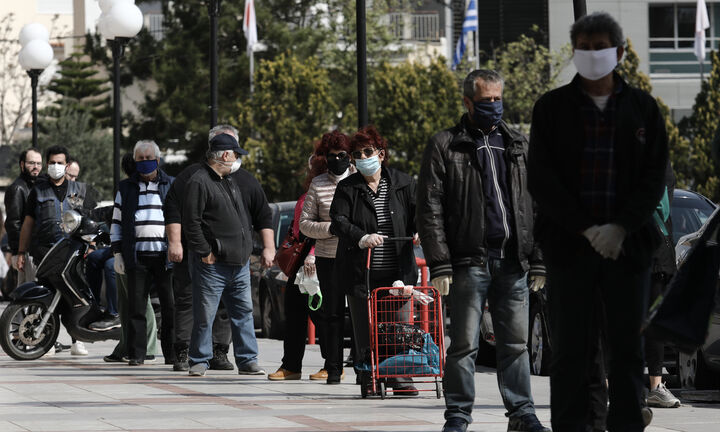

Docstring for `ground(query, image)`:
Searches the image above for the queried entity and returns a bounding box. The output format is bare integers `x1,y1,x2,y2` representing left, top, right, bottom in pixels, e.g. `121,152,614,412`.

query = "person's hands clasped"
590,224,626,260
431,275,452,296
303,254,316,277
358,233,385,249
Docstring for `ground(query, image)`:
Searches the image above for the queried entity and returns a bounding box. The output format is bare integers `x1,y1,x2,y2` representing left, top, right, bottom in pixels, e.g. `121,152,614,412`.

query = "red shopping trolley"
359,237,445,399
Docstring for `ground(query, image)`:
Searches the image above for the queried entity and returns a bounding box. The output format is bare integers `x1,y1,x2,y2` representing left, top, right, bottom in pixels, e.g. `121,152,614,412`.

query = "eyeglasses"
351,147,377,159
24,162,42,167
327,152,348,160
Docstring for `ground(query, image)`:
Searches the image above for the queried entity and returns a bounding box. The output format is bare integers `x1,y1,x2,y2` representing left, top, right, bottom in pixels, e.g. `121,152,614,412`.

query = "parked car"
249,201,295,338
674,203,720,390
476,189,717,377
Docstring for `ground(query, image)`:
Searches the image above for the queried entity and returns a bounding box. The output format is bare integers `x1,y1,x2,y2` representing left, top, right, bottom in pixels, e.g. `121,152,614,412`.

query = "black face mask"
327,156,350,176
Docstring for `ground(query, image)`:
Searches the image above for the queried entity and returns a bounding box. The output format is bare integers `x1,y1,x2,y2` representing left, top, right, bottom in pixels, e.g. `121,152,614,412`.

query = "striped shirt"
368,177,398,271
110,181,167,256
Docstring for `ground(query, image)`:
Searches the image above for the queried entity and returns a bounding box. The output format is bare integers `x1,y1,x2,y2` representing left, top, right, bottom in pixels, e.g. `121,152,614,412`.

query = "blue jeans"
86,247,118,316
444,259,534,424
189,255,258,368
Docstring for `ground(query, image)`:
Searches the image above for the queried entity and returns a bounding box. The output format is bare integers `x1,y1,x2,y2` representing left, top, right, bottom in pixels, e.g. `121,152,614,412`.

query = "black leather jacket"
3,172,36,254
416,115,544,279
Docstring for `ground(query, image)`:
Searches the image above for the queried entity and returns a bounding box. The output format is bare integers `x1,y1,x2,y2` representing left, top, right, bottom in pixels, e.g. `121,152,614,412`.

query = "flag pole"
474,0,480,69
249,48,254,94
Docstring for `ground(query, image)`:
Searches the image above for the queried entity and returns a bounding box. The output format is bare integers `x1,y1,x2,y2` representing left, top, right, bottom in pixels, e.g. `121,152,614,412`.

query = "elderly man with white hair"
111,140,176,366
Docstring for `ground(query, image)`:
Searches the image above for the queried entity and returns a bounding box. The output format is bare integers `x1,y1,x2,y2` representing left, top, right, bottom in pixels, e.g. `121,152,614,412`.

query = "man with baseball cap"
182,132,265,377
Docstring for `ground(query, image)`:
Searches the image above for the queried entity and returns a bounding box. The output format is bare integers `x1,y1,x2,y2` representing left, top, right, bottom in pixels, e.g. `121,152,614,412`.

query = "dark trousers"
280,277,323,372
172,261,231,349
545,240,648,432
127,255,175,361
644,276,668,377
315,257,345,375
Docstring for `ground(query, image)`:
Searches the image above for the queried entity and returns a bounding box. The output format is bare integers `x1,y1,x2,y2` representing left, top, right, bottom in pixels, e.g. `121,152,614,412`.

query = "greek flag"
452,0,478,70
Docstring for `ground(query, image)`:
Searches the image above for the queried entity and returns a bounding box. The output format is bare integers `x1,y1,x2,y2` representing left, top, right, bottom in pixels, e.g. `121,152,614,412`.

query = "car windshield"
276,211,293,248
671,198,716,244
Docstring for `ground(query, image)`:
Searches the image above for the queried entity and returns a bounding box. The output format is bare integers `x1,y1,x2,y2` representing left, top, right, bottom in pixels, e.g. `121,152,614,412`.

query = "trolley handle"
364,236,415,297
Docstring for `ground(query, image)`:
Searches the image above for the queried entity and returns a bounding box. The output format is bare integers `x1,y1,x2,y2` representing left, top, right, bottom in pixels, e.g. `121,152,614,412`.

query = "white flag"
695,0,710,62
243,0,257,53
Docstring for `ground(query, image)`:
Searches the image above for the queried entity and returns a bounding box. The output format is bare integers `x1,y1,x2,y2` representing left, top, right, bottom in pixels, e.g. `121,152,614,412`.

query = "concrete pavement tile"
102,416,213,430
10,418,121,431
194,414,311,429
0,421,30,431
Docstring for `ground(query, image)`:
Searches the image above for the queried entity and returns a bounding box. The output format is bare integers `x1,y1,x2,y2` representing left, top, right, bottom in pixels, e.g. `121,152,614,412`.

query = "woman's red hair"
350,125,389,166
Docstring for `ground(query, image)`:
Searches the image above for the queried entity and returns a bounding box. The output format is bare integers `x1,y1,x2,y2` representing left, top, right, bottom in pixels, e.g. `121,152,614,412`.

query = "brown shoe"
268,368,301,381
309,369,328,380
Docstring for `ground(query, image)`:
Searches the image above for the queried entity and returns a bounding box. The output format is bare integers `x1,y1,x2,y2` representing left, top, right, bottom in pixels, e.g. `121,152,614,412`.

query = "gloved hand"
113,253,125,275
529,275,546,292
431,275,452,296
358,233,384,249
582,225,600,243
590,223,627,260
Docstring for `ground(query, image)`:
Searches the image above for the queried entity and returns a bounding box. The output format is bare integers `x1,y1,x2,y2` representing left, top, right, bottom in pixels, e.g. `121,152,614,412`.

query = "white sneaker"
42,346,56,357
71,341,88,356
647,382,681,408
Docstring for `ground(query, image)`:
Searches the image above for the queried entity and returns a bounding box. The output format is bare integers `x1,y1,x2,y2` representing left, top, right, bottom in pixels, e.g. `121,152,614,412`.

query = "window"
146,14,164,41
649,3,717,75
412,13,440,41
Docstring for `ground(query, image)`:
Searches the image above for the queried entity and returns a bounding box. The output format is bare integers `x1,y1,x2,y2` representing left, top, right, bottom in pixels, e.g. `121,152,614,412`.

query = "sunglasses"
326,151,348,160
351,147,377,159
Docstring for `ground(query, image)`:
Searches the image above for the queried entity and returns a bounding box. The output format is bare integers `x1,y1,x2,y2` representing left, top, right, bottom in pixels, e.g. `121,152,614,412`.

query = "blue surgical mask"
355,155,381,176
136,159,158,175
471,100,503,131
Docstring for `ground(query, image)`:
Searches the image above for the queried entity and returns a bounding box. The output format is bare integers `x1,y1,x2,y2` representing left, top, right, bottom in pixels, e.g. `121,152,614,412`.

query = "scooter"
0,209,120,360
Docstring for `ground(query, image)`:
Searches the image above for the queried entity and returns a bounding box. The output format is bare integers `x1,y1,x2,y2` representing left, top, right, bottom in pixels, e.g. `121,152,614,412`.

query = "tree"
42,52,111,128
617,38,694,190
369,57,462,176
0,13,32,146
236,53,337,201
40,106,114,200
481,27,571,128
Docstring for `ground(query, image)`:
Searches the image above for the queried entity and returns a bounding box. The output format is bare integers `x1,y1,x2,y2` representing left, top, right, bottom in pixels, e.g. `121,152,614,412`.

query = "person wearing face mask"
110,140,176,366
528,12,668,432
164,125,273,373
276,130,355,384
182,133,266,377
417,70,548,432
4,147,42,287
330,125,420,396
18,146,95,275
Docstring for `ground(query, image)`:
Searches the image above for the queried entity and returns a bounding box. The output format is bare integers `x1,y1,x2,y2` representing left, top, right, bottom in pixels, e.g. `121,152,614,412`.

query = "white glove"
113,253,125,275
529,275,546,292
582,225,600,243
11,255,18,270
590,223,627,260
431,275,452,296
358,233,384,249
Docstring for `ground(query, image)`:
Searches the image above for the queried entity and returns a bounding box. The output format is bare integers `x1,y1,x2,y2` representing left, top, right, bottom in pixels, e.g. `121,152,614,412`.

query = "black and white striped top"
110,181,167,256
368,177,398,271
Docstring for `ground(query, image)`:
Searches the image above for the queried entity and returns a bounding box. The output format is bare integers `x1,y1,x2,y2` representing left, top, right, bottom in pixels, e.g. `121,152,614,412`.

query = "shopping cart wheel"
360,372,369,398
379,381,386,400
436,381,442,399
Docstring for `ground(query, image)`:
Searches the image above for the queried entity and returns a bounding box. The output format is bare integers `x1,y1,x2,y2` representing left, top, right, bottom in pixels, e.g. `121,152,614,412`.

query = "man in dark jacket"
164,125,274,372
417,69,548,432
528,12,668,432
4,147,42,285
183,133,264,377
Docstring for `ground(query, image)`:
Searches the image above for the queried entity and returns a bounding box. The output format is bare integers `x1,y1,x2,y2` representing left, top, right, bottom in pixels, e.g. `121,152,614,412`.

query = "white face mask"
573,47,618,81
216,158,241,174
47,163,66,180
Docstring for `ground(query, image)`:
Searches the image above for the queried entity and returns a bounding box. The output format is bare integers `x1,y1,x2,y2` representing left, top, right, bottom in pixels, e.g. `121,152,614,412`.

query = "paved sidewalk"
1,328,719,431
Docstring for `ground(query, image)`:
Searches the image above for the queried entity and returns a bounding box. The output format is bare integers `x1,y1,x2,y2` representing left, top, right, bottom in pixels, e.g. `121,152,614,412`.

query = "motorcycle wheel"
0,302,60,360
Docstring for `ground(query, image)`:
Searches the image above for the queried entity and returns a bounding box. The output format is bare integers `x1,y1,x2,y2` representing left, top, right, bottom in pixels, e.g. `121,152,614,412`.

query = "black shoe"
507,413,551,432
128,359,144,366
237,362,266,375
103,354,125,363
209,344,234,370
442,418,468,432
327,372,342,384
89,315,121,331
54,342,71,352
173,346,189,372
389,378,419,396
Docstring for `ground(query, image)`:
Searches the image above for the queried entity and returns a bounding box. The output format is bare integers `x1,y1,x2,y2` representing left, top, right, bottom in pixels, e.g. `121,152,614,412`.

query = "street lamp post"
208,0,221,128
98,0,143,192
357,0,368,129
18,23,53,148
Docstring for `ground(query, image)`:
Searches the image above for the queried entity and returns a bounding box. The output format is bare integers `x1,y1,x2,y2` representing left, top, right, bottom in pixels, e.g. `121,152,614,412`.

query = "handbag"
275,225,310,278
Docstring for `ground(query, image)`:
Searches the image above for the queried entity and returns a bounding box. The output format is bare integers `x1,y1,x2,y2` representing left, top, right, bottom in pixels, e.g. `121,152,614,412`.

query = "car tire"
678,348,720,390
528,299,551,376
261,291,281,340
